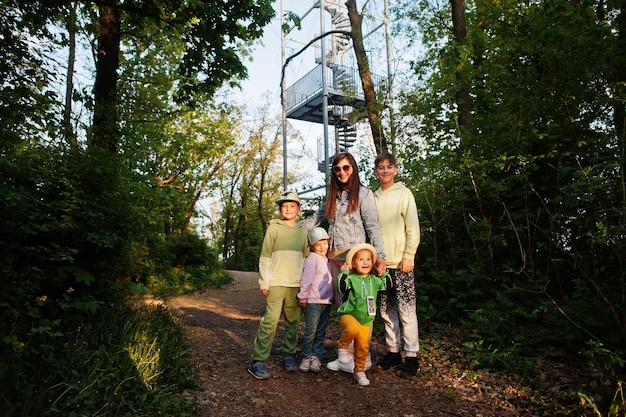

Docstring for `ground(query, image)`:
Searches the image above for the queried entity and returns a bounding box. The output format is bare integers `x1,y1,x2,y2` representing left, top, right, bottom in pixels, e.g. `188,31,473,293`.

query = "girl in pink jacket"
297,227,334,373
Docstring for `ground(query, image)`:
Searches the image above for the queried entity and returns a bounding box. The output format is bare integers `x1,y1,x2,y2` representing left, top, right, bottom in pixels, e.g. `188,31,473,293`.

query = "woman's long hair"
323,153,363,220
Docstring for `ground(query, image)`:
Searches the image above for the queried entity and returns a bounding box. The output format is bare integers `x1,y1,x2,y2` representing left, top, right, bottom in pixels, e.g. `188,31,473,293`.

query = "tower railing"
284,63,386,114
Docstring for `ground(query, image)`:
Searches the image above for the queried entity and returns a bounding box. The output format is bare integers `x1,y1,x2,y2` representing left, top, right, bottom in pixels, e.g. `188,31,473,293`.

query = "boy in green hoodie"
248,191,308,380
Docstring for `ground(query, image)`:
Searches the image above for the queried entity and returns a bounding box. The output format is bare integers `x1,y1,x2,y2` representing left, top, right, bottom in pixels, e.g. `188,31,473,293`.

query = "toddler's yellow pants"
338,314,371,372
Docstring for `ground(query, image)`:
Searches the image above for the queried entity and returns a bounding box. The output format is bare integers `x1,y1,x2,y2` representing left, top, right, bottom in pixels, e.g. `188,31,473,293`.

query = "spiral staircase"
284,0,387,159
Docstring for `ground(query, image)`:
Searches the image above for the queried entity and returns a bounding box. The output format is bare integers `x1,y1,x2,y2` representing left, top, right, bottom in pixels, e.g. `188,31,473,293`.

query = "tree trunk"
613,2,626,137
345,0,388,154
182,156,226,233
222,177,237,267
64,2,78,151
450,0,472,134
92,6,120,153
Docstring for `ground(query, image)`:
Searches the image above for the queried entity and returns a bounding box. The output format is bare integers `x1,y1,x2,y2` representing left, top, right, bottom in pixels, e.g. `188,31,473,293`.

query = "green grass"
1,301,198,417
147,266,231,296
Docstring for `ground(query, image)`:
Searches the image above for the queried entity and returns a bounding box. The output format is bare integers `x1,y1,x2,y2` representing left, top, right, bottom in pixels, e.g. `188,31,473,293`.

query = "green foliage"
578,342,626,416
397,0,626,358
5,0,626,414
1,302,197,416
133,232,230,296
1,1,277,415
283,10,302,32
393,4,626,415
170,0,275,103
147,265,230,296
214,106,288,271
582,342,626,381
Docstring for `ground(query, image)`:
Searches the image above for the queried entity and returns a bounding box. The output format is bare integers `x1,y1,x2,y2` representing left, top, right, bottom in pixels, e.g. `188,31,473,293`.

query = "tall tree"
282,1,390,154
397,0,626,351
449,0,471,132
84,0,275,152
92,5,120,152
218,115,283,270
63,1,78,150
0,0,278,371
215,103,308,270
345,0,388,153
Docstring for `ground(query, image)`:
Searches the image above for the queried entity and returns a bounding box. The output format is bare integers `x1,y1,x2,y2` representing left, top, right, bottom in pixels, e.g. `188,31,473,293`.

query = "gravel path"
166,270,516,417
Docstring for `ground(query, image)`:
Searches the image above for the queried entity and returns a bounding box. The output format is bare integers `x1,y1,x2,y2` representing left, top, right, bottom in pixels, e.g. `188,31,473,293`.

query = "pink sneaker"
299,357,312,372
338,348,351,364
309,356,321,373
354,371,370,386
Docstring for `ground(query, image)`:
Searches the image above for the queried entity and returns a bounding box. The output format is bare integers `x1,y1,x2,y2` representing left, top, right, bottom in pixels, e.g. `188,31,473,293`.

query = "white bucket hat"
308,227,329,246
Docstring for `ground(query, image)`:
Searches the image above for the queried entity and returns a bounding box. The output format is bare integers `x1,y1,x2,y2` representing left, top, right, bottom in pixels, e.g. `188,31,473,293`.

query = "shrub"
0,302,197,416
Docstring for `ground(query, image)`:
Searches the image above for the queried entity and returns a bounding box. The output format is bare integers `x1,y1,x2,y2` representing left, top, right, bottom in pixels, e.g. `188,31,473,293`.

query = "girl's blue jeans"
302,303,331,359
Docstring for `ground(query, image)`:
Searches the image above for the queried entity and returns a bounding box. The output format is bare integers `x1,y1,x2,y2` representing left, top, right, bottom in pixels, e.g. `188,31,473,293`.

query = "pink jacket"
297,252,333,304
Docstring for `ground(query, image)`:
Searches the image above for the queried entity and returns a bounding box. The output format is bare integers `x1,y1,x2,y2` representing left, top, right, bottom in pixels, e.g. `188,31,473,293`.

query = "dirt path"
166,270,520,417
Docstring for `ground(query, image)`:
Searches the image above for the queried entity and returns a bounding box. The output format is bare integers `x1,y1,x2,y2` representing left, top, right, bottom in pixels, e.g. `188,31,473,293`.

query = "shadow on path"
166,270,505,417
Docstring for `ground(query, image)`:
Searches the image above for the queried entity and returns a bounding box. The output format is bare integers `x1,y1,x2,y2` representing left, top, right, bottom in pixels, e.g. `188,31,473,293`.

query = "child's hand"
375,259,387,275
298,300,307,308
261,289,269,297
341,262,349,271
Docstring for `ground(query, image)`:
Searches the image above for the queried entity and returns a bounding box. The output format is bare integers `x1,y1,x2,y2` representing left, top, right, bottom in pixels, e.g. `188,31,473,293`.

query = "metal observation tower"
280,0,393,192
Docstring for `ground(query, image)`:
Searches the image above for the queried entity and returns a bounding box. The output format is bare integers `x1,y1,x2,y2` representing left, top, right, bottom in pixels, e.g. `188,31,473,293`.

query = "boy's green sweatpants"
252,286,301,361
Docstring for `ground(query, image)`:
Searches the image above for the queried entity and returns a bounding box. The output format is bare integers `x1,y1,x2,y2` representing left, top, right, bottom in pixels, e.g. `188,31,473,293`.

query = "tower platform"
284,63,386,125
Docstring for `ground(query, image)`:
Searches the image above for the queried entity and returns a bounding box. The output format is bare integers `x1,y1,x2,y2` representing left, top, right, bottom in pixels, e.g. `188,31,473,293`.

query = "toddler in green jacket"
336,243,393,386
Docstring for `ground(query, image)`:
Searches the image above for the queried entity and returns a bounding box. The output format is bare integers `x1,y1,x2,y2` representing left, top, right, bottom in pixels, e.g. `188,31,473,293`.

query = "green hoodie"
258,219,308,291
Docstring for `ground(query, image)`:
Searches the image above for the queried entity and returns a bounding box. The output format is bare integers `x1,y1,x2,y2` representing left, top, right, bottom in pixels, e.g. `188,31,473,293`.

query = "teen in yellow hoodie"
373,153,421,377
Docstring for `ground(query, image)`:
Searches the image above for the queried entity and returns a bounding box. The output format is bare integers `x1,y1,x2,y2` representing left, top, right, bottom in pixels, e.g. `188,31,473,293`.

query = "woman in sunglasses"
300,152,387,307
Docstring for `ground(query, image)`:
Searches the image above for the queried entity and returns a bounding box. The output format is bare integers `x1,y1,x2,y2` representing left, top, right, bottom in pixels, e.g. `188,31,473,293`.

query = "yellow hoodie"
374,182,420,269
258,219,308,290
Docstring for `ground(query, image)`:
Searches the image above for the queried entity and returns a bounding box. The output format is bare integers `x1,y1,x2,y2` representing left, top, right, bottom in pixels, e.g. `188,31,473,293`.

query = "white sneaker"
299,357,312,372
326,358,345,372
354,371,370,386
326,356,372,373
338,348,351,364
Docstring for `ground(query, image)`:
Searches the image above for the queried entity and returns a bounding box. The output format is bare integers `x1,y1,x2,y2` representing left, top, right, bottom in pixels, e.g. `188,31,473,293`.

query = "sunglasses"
333,164,352,173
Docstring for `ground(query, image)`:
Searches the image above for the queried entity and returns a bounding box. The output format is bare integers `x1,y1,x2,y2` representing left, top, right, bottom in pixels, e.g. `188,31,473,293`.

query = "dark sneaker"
377,352,402,370
399,356,420,377
283,355,298,372
248,361,270,380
